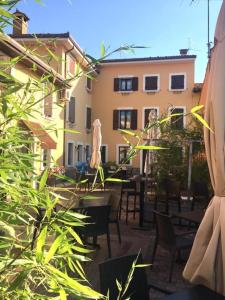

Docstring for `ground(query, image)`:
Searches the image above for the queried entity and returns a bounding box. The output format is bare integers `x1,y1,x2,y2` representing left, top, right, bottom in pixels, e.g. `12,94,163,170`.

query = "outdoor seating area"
50,171,211,299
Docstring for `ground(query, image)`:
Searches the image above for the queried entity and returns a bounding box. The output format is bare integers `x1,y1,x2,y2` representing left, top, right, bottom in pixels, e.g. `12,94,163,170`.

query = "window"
85,145,91,162
67,142,74,166
170,74,186,91
169,107,185,130
144,75,159,92
67,54,75,75
68,97,75,123
77,144,83,162
144,108,159,128
42,83,53,118
41,149,51,170
86,107,92,130
101,145,108,164
86,77,92,92
114,77,138,92
117,145,131,165
113,109,138,130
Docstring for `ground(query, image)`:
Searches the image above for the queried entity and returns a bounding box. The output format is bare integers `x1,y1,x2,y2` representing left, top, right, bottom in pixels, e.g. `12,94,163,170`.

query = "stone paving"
82,198,199,299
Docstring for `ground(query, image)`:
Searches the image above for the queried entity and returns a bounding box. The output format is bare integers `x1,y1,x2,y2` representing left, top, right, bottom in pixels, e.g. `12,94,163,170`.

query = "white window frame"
116,144,132,166
86,77,92,92
169,72,187,92
66,140,75,167
76,142,83,163
101,144,108,164
168,106,186,128
40,148,51,170
142,107,160,129
143,74,160,92
85,143,91,162
117,75,134,93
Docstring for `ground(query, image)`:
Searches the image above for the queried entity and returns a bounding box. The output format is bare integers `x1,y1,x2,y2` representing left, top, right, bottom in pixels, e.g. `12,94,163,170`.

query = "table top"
173,210,205,224
57,190,112,209
162,285,225,300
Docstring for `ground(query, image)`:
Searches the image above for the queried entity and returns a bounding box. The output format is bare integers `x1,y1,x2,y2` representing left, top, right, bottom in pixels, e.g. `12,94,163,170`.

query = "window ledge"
144,90,160,94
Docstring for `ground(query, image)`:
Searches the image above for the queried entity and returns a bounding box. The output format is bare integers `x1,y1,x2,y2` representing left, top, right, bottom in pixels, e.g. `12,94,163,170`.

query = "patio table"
161,284,225,300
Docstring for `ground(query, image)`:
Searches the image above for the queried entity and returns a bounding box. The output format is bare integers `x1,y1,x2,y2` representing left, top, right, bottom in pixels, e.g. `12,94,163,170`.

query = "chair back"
153,211,176,248
122,180,136,191
99,253,149,300
75,205,110,237
108,191,121,222
165,179,180,198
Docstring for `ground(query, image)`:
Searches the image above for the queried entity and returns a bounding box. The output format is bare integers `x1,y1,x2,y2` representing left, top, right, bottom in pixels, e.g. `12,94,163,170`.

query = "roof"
0,33,70,88
13,10,30,21
101,55,197,64
10,33,70,39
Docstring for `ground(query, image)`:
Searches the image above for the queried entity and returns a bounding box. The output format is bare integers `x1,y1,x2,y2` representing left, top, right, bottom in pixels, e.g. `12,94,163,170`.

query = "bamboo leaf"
59,288,67,300
134,145,167,150
191,105,204,113
100,42,106,58
7,270,29,291
44,232,67,264
36,225,48,262
39,169,48,191
67,227,83,245
105,178,129,183
119,129,136,136
192,112,213,133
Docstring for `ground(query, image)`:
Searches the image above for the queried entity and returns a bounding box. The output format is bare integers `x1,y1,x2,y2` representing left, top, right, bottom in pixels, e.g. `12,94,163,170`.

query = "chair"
119,180,140,224
191,181,211,210
152,210,194,282
164,178,182,213
74,205,112,257
108,191,122,243
99,253,171,300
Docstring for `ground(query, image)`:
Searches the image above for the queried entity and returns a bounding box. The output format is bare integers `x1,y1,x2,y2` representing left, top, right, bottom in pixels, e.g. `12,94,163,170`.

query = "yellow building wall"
12,63,64,172
92,59,199,170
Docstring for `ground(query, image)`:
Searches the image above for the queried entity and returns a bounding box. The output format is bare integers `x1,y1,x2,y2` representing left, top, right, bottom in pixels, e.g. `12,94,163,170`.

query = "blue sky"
12,0,222,82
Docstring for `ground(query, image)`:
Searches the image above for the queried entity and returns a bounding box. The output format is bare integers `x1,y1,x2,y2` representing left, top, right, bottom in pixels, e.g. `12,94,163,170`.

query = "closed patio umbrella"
90,119,102,169
183,0,225,294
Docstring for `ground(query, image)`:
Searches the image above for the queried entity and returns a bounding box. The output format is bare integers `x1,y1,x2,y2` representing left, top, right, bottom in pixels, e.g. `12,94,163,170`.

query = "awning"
21,120,57,149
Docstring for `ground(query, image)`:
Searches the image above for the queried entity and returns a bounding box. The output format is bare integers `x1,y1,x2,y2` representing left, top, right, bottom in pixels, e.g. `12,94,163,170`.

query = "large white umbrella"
90,119,102,169
183,1,225,294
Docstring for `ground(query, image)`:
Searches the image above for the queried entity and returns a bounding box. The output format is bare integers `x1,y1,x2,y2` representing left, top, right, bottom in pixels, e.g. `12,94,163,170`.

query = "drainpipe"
63,45,75,167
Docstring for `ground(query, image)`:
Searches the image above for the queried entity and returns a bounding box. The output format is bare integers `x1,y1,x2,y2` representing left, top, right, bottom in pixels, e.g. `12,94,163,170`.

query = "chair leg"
133,194,136,219
119,192,123,220
169,250,176,283
126,194,129,224
106,229,111,258
116,221,121,244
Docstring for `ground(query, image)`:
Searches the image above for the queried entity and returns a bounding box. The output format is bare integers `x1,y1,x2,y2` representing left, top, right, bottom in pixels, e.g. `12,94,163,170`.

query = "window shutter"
86,107,92,129
131,110,138,130
44,95,53,117
113,110,119,130
69,97,75,123
132,77,138,91
114,78,119,91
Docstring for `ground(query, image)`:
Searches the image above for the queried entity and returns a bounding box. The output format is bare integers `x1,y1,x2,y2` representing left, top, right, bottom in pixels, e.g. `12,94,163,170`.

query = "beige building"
11,10,96,170
0,29,69,174
92,53,201,172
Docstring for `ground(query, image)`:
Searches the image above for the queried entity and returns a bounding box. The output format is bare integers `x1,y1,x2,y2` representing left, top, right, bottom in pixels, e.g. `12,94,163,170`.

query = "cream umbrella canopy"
90,119,102,169
183,0,225,294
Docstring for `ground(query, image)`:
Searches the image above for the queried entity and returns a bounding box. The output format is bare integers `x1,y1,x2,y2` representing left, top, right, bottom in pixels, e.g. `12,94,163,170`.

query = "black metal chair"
152,210,195,282
164,178,182,214
99,253,171,300
74,205,112,257
119,180,140,224
108,192,121,244
191,181,211,210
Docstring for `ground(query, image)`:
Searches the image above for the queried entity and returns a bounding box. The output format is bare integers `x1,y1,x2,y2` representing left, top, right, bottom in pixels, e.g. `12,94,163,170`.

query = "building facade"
92,55,201,171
